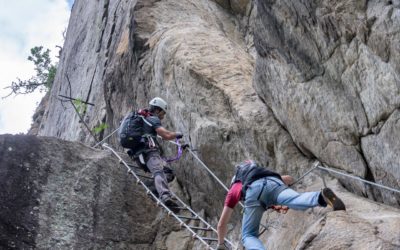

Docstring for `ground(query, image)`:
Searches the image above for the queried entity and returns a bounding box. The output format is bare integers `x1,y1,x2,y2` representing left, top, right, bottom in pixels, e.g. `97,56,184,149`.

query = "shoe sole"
164,199,180,213
322,188,346,211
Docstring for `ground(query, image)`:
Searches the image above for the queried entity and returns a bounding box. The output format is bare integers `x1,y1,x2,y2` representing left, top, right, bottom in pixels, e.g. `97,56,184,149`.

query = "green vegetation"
92,123,109,134
4,46,57,97
72,98,88,115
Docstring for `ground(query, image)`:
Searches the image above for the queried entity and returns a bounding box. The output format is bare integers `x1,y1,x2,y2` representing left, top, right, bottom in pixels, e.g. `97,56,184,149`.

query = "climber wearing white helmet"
118,97,183,212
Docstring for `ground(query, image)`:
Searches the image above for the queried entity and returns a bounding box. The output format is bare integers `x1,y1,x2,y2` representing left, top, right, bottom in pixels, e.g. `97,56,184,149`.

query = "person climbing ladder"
118,97,183,212
216,159,346,250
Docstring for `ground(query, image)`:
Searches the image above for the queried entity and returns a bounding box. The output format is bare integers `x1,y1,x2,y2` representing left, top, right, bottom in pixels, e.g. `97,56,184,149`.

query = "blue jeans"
242,177,321,250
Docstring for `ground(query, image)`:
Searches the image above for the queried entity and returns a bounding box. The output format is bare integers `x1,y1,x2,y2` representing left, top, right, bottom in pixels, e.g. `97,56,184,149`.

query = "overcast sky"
0,0,74,134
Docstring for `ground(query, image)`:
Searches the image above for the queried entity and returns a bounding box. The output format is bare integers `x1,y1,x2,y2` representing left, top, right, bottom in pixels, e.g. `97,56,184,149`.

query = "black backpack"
118,110,152,149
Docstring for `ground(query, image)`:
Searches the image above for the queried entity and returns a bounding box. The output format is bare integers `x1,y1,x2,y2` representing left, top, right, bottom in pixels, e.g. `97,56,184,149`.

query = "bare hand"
281,175,294,186
270,205,289,214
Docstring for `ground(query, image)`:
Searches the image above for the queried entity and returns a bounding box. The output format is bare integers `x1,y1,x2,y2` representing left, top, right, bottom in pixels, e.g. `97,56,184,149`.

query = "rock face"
37,0,310,221
253,0,400,205
2,135,400,249
18,0,400,248
263,176,400,250
0,134,176,249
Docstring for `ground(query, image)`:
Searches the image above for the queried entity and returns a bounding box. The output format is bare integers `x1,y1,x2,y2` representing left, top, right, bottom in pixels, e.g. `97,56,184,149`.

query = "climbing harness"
102,143,235,250
291,161,400,194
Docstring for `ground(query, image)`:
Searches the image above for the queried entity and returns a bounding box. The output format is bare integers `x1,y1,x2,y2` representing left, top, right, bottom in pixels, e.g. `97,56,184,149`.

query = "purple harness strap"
163,139,183,163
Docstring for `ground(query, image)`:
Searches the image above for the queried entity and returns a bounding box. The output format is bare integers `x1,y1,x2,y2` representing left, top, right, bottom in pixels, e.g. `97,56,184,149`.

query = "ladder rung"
122,162,148,172
173,206,188,211
201,237,218,242
135,173,153,179
128,164,145,170
122,162,136,168
127,167,153,179
189,226,212,231
177,215,200,220
106,144,222,250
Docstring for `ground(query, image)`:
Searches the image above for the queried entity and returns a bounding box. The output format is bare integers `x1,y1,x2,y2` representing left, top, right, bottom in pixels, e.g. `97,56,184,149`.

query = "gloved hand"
216,242,229,250
181,143,190,150
175,132,183,139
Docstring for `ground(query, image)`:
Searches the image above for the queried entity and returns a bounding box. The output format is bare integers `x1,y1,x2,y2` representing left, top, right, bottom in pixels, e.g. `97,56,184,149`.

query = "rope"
168,142,268,241
317,163,400,194
320,167,328,188
288,162,319,187
187,148,230,192
162,139,183,163
94,129,182,164
98,130,400,245
92,127,119,148
290,161,400,194
100,128,400,195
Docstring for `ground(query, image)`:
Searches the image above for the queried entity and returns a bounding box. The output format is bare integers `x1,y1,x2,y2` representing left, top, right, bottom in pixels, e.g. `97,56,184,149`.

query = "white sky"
0,0,74,134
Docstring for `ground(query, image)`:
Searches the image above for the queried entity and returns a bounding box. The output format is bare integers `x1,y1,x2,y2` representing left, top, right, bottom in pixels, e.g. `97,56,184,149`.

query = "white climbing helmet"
149,97,168,112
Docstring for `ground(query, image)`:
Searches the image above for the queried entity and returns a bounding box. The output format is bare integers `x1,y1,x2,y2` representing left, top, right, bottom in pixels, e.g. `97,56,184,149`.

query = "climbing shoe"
162,196,180,213
216,241,230,250
321,188,346,211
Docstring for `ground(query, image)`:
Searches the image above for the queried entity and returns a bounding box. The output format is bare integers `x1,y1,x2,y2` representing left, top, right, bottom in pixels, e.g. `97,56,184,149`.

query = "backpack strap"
257,180,268,210
256,178,288,210
141,116,153,127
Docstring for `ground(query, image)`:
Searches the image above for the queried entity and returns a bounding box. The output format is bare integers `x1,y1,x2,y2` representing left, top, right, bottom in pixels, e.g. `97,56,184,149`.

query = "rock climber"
118,97,183,212
216,159,345,250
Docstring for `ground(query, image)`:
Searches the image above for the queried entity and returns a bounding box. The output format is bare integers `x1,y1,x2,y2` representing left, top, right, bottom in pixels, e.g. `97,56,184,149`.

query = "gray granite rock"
361,110,400,206
0,134,167,249
253,0,400,204
26,0,400,248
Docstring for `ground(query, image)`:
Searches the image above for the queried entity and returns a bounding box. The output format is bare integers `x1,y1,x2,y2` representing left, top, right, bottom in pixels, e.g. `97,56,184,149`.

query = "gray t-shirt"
143,115,162,137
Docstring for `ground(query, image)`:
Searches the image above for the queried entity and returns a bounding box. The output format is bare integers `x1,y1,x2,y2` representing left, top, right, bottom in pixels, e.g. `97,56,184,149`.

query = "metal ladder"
102,143,236,250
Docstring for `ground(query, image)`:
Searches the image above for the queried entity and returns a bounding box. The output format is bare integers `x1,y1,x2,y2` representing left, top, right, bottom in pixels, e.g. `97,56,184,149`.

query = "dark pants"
145,150,171,200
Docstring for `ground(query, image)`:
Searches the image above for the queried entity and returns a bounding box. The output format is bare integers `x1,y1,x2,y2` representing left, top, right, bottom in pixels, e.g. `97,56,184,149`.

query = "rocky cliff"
0,134,190,249
7,0,400,249
253,0,400,206
2,135,400,249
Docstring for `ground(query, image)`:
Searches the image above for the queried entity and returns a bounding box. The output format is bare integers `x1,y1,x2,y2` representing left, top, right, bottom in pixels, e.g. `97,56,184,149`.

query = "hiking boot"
162,196,180,213
321,188,346,211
